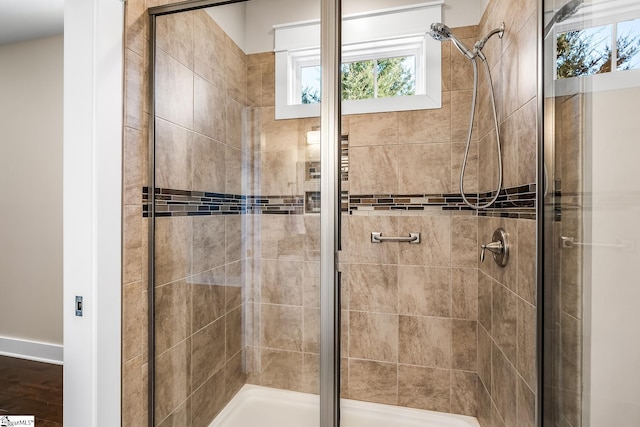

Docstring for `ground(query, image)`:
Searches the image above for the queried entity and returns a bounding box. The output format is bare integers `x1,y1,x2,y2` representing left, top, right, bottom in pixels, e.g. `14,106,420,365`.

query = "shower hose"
460,55,503,209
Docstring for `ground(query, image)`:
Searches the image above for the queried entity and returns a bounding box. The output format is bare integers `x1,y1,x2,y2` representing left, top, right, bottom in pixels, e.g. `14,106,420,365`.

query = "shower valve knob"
480,228,509,267
480,241,503,262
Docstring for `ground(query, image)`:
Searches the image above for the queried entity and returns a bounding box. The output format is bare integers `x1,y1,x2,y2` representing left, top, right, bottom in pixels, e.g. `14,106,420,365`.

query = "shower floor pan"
210,385,480,427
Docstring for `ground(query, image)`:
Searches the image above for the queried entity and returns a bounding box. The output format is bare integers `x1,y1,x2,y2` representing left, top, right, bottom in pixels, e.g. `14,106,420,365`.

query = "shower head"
543,0,584,38
556,0,584,24
428,22,453,41
429,22,476,60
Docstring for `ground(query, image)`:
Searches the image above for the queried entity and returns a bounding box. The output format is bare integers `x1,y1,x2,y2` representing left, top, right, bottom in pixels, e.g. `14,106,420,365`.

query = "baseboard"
0,336,63,365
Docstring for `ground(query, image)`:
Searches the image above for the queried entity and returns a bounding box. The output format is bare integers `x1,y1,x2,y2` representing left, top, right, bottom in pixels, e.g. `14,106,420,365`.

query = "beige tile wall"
477,216,537,427
477,0,538,193
475,0,538,426
337,213,478,415
122,0,151,425
242,26,481,416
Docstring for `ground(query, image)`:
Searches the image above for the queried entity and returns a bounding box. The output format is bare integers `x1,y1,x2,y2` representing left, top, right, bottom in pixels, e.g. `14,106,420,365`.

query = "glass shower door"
148,1,339,426
150,6,256,425
543,1,640,425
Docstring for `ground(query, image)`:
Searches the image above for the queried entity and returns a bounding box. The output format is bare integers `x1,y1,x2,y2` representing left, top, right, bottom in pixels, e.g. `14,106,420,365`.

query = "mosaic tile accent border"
143,183,536,218
476,183,537,219
142,187,304,217
349,194,477,212
349,184,536,218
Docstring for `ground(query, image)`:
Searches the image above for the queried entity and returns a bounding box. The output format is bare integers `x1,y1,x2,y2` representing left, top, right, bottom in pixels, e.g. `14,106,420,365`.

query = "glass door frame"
319,0,341,426
536,1,545,427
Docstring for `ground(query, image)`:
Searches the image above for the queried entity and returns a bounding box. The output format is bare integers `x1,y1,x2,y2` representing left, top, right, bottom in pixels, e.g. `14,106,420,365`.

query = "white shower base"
210,385,480,427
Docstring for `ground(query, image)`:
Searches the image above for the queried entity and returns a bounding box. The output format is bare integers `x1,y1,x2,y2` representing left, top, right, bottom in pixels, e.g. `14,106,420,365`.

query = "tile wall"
475,0,538,426
241,26,482,415
122,0,151,424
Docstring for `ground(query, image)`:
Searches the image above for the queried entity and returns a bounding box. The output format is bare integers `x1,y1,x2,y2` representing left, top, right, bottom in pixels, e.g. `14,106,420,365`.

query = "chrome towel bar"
371,232,420,244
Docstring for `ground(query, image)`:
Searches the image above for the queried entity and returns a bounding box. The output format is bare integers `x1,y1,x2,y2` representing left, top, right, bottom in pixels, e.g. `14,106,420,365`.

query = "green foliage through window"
556,27,611,78
301,86,321,104
617,18,640,71
342,57,415,100
300,56,416,104
556,21,640,79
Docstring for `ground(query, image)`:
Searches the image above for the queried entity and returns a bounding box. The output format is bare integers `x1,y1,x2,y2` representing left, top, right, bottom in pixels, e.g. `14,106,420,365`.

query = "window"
274,1,443,119
616,18,640,71
556,25,614,79
341,56,416,100
297,43,420,105
554,5,640,80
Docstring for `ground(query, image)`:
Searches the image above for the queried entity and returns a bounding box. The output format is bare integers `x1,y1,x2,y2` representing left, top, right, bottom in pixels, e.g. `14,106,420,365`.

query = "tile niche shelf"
304,134,349,214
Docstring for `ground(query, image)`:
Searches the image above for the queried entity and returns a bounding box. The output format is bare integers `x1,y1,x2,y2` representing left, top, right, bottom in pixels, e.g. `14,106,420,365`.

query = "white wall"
243,0,485,54
480,0,490,17
245,0,318,53
206,1,247,51
0,35,63,348
586,86,640,426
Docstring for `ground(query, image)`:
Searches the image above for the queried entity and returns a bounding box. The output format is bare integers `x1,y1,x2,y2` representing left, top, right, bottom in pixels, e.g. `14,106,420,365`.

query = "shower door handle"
371,232,420,244
561,236,634,250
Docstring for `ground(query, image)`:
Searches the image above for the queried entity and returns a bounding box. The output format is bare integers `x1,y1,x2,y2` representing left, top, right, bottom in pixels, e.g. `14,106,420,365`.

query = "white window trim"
274,1,444,120
553,68,640,97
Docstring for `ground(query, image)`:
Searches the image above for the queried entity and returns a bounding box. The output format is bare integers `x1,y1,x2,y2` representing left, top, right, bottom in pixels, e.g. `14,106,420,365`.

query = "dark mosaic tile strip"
348,184,536,218
143,187,304,217
475,184,537,218
477,211,537,220
143,183,536,218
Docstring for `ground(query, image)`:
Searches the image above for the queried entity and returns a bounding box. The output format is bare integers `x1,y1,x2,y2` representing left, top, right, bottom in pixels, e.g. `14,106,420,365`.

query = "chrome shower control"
481,228,509,267
480,241,503,262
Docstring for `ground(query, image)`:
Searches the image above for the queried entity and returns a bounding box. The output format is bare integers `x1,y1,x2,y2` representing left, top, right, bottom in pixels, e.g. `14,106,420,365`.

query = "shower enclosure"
115,0,640,424
144,0,539,426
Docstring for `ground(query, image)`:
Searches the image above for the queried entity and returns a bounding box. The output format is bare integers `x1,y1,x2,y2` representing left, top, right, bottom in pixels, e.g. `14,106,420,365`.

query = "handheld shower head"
543,0,584,38
429,22,452,41
429,22,476,60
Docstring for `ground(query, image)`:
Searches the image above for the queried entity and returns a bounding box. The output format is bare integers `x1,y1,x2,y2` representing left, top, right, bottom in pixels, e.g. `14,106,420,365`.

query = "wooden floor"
0,355,63,426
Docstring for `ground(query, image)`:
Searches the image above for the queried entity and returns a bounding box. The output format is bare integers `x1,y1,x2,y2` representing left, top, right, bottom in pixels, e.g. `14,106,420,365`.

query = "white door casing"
63,0,123,425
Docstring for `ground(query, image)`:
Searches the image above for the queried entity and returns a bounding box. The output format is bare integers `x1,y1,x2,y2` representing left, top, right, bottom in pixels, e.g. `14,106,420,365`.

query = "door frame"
63,0,124,425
